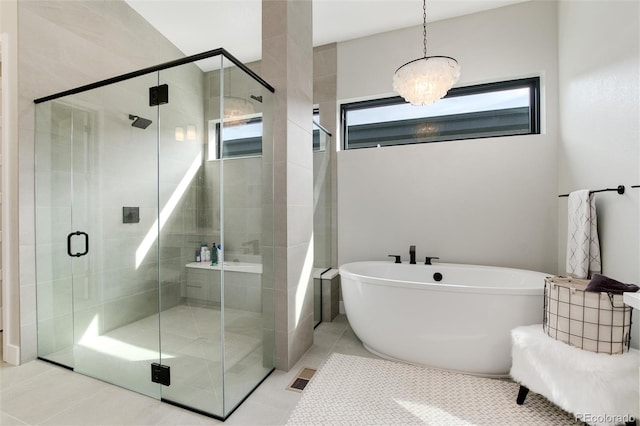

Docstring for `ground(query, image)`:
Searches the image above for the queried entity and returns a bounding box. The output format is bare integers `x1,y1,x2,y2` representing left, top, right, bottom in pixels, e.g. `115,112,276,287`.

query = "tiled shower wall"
197,157,264,260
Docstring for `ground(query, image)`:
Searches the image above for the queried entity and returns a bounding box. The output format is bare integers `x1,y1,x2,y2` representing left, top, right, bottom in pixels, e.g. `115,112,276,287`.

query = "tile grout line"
37,373,120,425
278,323,351,424
0,361,61,394
322,322,350,357
0,410,29,426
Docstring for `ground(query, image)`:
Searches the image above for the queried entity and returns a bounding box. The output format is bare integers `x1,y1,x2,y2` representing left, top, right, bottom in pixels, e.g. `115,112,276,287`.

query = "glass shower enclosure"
34,49,274,419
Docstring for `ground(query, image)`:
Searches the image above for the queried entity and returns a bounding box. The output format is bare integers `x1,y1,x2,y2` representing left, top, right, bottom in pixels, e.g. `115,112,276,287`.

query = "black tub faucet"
409,245,416,264
425,256,440,265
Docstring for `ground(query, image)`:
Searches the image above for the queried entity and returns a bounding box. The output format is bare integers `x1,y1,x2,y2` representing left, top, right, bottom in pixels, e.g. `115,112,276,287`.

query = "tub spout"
409,245,416,264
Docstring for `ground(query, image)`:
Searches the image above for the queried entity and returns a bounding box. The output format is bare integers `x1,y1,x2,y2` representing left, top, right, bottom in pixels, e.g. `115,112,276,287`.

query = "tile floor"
0,314,377,425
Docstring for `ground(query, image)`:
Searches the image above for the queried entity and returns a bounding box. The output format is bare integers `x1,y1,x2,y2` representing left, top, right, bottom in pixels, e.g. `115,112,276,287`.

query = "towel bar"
558,185,625,197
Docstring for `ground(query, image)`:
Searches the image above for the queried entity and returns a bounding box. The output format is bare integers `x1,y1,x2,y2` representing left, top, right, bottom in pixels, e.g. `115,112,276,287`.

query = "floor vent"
287,367,316,392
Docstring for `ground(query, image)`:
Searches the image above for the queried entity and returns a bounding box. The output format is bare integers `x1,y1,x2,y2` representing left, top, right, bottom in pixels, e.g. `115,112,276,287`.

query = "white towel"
566,189,601,278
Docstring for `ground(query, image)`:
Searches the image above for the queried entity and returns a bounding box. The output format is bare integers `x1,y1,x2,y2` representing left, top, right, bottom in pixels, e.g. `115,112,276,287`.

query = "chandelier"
392,0,460,106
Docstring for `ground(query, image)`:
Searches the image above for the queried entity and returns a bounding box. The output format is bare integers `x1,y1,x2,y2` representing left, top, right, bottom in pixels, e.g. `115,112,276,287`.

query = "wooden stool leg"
516,385,529,405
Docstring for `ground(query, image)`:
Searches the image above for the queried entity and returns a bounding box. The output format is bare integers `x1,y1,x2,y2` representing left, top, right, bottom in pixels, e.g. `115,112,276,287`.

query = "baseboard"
3,341,20,365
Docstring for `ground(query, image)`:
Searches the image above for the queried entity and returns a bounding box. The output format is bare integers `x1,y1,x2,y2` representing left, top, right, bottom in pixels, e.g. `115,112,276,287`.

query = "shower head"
128,114,152,129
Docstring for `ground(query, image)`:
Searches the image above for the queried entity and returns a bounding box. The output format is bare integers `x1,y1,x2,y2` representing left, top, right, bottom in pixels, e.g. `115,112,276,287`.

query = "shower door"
35,73,163,398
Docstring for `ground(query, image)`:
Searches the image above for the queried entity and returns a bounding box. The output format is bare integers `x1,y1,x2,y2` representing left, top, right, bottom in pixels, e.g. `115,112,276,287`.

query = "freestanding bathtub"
339,261,549,377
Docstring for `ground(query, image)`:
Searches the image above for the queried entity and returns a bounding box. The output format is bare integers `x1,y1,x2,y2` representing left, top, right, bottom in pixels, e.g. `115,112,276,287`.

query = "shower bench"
185,261,262,312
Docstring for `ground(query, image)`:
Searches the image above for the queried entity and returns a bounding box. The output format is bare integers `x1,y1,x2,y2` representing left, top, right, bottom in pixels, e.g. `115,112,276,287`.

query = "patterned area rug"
286,353,577,425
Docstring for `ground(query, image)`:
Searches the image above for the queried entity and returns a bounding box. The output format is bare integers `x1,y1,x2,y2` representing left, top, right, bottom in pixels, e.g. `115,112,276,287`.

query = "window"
208,117,263,160
341,77,540,150
208,111,325,160
313,110,325,151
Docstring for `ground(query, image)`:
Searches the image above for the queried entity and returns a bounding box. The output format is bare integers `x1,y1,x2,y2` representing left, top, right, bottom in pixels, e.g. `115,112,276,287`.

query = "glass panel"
35,101,74,367
69,73,161,397
157,55,275,418
157,54,225,416
35,73,162,397
221,57,275,416
313,277,322,326
312,123,332,327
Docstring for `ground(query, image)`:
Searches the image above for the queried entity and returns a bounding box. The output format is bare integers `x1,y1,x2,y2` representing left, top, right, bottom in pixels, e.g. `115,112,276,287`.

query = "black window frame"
211,110,326,160
341,77,540,150
213,117,264,159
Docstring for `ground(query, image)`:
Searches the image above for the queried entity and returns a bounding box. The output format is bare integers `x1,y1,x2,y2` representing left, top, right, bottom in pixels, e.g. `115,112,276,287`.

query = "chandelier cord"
422,0,427,58
392,0,460,106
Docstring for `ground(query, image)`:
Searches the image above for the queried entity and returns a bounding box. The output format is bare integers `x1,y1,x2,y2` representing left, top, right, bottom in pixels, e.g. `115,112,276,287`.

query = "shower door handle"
67,231,89,257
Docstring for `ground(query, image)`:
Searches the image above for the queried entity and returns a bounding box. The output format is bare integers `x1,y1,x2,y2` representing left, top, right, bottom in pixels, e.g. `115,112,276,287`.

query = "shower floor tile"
35,304,268,417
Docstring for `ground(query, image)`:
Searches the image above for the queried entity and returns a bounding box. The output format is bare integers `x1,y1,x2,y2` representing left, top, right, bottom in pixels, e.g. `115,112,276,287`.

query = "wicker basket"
543,277,633,354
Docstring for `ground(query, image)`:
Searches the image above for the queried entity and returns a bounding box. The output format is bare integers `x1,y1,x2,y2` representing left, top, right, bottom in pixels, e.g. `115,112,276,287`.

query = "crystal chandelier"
392,0,460,106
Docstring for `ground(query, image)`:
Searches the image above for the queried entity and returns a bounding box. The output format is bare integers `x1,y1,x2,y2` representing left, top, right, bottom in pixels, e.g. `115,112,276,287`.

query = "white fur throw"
510,325,638,426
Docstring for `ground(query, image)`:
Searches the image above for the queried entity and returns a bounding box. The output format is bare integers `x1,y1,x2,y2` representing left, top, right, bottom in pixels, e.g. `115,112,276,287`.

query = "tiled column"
262,0,314,370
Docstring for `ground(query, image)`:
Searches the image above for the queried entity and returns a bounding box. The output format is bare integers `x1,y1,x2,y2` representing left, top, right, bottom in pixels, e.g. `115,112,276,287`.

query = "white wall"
557,1,639,348
337,1,559,273
1,0,22,365
557,1,639,283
